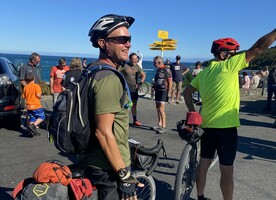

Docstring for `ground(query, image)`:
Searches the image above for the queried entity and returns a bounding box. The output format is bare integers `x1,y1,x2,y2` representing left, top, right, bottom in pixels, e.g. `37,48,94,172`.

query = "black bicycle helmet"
88,14,135,48
211,38,240,55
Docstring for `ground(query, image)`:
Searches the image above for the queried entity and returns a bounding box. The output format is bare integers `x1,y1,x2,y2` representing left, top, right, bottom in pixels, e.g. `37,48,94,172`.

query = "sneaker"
133,120,142,126
27,124,40,137
157,127,167,134
198,196,211,200
152,125,162,131
176,101,180,104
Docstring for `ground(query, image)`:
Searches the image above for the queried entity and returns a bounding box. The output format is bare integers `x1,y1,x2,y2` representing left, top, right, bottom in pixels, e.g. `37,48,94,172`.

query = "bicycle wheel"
138,82,149,97
174,144,197,200
133,171,156,200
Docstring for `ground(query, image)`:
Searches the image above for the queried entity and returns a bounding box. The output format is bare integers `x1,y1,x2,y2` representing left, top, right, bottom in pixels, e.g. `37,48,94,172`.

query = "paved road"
0,95,275,200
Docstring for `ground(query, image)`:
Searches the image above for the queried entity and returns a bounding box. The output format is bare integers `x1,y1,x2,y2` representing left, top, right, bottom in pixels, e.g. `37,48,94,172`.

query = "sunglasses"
105,36,131,44
222,51,236,57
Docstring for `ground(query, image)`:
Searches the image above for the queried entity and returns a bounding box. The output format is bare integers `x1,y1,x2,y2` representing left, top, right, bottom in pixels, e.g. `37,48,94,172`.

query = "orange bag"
33,160,72,186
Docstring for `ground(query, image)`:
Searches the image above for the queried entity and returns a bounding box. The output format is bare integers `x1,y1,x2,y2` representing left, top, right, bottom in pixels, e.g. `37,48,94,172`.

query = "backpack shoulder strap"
86,65,132,109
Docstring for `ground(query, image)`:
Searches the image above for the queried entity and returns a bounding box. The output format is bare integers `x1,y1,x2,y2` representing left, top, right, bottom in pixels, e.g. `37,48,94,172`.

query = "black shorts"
155,90,168,103
201,127,238,166
130,90,139,102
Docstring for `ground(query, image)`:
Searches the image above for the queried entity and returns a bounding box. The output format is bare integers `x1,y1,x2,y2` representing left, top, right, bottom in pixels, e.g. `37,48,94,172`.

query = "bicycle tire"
134,171,156,200
174,144,197,200
138,82,149,97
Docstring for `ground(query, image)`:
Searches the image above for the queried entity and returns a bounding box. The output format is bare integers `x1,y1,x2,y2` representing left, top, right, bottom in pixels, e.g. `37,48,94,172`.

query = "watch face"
118,168,127,178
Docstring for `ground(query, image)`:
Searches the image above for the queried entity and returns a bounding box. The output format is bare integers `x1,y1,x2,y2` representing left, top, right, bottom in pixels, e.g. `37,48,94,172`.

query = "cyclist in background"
184,28,276,200
152,56,172,134
119,52,146,126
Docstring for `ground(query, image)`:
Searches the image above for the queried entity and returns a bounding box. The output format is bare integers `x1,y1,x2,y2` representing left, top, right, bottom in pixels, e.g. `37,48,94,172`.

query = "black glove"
117,168,139,199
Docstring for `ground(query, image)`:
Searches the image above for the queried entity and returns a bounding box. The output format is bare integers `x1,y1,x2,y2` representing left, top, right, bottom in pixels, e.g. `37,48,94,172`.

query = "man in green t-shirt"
119,52,146,126
84,14,143,200
184,29,276,200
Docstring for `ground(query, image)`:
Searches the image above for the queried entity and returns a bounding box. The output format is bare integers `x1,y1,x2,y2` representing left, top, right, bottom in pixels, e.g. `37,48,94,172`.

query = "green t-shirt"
191,52,248,128
119,63,144,92
84,70,131,170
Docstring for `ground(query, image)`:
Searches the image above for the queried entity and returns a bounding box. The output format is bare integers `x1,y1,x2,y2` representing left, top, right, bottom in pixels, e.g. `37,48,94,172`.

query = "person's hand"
118,168,144,200
50,88,54,94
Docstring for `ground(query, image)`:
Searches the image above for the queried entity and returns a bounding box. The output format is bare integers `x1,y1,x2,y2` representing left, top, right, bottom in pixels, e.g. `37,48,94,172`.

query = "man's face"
104,26,131,63
130,55,139,65
153,59,162,68
31,56,40,66
220,50,237,60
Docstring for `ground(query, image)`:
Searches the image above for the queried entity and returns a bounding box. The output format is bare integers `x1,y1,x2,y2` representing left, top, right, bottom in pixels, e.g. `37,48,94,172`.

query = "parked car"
0,57,22,129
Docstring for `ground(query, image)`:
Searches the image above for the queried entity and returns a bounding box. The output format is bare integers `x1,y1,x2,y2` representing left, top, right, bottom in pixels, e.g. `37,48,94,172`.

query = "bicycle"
174,120,218,200
13,139,166,200
68,138,166,200
137,82,150,97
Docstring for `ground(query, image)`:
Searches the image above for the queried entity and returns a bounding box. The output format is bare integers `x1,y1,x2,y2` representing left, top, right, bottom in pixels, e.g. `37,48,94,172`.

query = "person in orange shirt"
22,73,45,137
50,58,70,104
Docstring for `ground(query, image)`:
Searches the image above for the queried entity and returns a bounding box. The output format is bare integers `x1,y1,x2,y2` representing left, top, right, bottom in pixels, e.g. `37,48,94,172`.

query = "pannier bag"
13,160,94,200
14,181,68,200
176,119,204,143
128,138,154,170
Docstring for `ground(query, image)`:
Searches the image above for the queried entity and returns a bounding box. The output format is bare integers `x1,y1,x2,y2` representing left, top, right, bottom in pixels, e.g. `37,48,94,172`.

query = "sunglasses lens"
117,36,131,44
106,36,131,44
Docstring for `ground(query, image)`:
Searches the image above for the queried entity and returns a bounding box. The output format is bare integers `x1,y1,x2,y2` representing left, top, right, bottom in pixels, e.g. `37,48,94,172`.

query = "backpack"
12,160,94,200
48,65,132,154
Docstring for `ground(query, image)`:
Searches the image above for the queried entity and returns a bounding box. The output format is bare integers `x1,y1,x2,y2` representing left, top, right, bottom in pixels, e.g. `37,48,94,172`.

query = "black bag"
13,180,69,200
176,120,204,143
129,139,154,170
48,65,132,154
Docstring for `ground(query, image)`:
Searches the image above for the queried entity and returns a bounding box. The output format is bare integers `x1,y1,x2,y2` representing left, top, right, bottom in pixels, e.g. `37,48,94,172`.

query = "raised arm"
246,28,276,63
183,85,197,112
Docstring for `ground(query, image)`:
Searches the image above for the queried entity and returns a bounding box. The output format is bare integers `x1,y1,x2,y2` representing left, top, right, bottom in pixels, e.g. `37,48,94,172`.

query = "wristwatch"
117,168,128,179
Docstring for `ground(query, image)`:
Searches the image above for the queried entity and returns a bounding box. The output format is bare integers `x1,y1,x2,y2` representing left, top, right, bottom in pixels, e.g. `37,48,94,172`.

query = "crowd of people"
16,13,276,200
240,68,265,89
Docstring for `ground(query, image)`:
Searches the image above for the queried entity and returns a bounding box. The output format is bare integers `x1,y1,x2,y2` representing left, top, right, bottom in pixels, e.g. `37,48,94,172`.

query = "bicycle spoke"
135,173,154,200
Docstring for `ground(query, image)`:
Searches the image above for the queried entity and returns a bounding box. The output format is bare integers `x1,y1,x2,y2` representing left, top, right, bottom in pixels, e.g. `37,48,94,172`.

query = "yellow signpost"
149,30,177,57
158,30,169,39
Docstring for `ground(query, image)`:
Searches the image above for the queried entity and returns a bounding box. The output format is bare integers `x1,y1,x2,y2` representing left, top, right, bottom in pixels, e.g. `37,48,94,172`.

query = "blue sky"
1,0,275,62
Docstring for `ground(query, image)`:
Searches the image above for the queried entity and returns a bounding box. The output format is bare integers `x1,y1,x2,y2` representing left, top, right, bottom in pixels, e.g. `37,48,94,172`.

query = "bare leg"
176,90,181,102
34,118,44,126
156,103,162,126
159,103,166,127
196,158,212,196
171,89,175,103
220,164,234,200
131,101,137,120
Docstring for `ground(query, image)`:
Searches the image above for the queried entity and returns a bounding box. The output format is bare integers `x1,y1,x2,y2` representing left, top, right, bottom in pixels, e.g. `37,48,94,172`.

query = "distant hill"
202,45,276,70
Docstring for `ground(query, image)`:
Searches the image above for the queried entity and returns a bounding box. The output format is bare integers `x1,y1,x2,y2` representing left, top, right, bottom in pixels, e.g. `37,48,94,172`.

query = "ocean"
0,53,194,83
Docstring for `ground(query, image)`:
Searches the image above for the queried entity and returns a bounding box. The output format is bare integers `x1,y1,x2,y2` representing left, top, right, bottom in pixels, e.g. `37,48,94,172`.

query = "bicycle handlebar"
69,139,167,178
129,139,167,176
